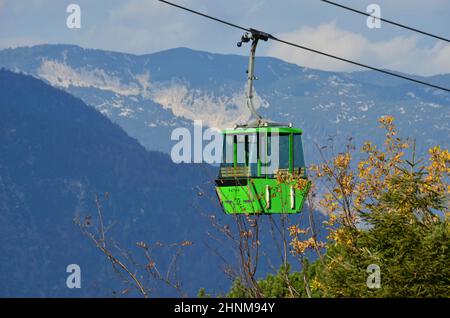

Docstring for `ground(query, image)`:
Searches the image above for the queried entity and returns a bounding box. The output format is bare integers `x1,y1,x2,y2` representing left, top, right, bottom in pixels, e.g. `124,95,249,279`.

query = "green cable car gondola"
215,29,310,214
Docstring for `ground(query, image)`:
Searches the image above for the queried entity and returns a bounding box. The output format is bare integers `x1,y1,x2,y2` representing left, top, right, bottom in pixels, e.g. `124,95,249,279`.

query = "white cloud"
378,0,450,10
79,0,203,54
76,0,273,55
266,22,450,76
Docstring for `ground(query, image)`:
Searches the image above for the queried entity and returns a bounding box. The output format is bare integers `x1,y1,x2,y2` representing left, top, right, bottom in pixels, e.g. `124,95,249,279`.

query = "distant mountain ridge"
0,69,222,296
1,44,448,160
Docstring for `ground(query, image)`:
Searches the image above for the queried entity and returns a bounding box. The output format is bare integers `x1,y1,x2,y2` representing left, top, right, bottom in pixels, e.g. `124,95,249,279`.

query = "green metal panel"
216,177,311,215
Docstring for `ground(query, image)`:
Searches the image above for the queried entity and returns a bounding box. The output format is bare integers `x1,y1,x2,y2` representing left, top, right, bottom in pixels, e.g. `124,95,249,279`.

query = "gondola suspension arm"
237,29,292,128
238,29,269,127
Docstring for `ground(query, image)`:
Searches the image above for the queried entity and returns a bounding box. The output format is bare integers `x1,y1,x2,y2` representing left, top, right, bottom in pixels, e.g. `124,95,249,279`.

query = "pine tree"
319,161,449,297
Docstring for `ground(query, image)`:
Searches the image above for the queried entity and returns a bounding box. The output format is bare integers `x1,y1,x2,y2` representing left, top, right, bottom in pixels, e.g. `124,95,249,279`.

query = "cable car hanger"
236,28,293,129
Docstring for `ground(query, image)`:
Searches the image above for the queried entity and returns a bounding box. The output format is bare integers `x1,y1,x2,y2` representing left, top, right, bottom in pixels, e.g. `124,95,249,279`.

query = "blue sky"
1,0,449,75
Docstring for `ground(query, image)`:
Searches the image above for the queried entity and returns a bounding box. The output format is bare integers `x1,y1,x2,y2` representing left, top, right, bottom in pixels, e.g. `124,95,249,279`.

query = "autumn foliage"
228,116,449,297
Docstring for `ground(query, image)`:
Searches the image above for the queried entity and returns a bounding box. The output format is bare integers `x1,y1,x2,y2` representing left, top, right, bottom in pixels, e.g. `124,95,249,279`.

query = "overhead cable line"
321,0,450,43
158,0,249,32
268,37,450,93
157,0,450,93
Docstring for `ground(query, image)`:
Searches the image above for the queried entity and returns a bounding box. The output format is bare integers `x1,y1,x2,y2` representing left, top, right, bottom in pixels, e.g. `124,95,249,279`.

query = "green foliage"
219,168,448,298
198,288,212,298
226,263,321,298
318,164,450,297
